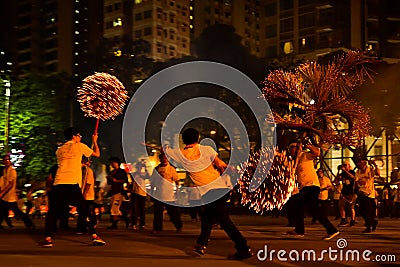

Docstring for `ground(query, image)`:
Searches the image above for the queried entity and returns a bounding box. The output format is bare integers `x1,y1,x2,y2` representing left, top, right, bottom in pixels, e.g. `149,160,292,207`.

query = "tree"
193,24,265,83
4,72,71,180
191,24,268,146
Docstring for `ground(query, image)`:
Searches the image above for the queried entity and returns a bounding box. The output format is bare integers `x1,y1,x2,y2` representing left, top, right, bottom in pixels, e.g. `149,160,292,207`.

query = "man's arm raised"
91,133,100,158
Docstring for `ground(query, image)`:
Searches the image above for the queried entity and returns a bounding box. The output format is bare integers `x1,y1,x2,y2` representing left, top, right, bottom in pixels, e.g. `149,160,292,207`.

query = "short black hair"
64,127,81,141
109,156,121,164
182,128,199,145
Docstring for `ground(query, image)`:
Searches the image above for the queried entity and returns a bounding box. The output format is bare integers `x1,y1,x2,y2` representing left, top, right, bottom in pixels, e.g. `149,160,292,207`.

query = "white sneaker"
323,231,340,240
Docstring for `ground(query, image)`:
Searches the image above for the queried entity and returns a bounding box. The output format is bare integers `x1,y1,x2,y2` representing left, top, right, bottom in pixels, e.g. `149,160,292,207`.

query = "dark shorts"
339,194,357,209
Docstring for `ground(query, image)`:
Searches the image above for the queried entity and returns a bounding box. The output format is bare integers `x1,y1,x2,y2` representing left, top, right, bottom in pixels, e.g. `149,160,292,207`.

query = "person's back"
180,144,229,195
287,143,339,240
295,150,320,189
42,127,104,248
165,128,252,260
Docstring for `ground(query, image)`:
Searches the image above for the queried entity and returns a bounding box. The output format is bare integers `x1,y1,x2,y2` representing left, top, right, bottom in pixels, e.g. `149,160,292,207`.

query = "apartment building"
103,0,191,61
193,0,399,62
8,0,102,83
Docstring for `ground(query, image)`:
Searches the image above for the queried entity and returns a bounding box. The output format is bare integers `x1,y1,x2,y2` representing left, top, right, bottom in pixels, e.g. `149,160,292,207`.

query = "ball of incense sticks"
77,72,128,121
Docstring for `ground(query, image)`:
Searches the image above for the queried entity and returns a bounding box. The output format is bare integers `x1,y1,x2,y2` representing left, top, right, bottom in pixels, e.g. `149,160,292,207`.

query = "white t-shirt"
355,166,375,198
296,151,320,190
1,167,18,202
82,166,95,200
166,144,229,196
318,176,332,200
151,163,179,202
54,141,93,187
132,172,148,196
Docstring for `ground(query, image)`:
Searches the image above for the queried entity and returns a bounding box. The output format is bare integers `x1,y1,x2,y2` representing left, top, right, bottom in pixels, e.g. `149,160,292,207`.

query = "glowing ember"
77,72,128,121
238,147,296,214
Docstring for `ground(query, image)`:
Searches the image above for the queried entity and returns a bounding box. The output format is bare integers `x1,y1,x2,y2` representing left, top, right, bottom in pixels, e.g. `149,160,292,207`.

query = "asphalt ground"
0,213,399,267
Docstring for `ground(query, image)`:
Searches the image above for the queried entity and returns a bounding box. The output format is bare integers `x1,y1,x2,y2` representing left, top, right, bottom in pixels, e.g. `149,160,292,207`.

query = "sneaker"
228,247,253,260
193,245,206,256
323,231,340,240
349,220,355,227
41,239,53,248
372,220,378,232
286,230,304,237
92,236,106,246
337,219,349,227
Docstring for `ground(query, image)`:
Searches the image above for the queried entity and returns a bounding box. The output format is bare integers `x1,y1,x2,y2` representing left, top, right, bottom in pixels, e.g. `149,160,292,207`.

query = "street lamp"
4,79,10,153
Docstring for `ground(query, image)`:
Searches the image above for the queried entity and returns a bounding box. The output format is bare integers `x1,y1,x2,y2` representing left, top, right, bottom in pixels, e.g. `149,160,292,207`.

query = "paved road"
1,214,399,267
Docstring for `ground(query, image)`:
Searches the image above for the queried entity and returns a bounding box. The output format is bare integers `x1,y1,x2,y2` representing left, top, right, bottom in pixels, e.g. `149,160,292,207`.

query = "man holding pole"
41,127,106,248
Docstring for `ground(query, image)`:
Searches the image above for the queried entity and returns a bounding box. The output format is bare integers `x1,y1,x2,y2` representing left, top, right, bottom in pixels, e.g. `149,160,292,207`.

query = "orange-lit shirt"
54,141,93,187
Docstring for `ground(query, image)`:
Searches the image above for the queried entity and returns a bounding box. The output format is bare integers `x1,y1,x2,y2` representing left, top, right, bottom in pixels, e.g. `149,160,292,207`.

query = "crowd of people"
1,126,400,261
285,150,400,234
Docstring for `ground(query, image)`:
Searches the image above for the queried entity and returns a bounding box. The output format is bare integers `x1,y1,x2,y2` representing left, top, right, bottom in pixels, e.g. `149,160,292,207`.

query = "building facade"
103,0,191,61
7,0,102,84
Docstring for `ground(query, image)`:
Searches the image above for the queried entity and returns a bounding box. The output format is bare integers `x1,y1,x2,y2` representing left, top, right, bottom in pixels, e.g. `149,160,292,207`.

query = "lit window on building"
75,20,79,24
114,50,122,57
113,18,122,27
135,0,142,4
75,9,79,14
75,31,80,35
283,41,294,54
